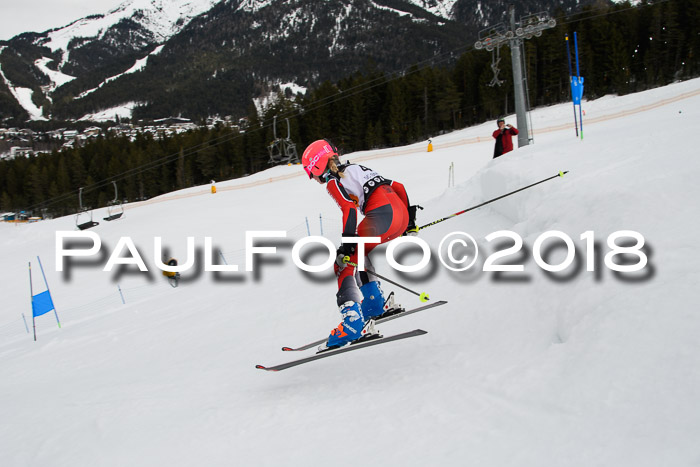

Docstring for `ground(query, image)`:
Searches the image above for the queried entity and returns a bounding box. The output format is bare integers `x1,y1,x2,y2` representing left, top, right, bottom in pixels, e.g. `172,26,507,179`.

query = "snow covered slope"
0,49,47,121
1,78,699,466
405,0,458,19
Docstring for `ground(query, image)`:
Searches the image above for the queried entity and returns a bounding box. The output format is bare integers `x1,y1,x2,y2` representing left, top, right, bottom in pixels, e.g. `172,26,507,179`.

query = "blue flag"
32,290,55,317
571,76,584,105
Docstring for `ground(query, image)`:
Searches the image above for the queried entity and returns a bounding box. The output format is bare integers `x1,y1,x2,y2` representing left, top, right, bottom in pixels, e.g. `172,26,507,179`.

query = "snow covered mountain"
39,0,221,59
0,0,223,121
0,0,593,122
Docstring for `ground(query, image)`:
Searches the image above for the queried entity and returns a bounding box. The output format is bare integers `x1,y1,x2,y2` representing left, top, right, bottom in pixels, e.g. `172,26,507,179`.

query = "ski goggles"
304,165,331,183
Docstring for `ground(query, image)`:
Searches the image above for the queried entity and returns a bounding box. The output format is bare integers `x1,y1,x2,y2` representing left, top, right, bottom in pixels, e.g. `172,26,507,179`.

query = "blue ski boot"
360,281,404,320
322,301,375,350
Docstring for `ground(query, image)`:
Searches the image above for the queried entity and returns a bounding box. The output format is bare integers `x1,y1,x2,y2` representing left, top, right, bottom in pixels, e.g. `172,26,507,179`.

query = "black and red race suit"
325,163,409,305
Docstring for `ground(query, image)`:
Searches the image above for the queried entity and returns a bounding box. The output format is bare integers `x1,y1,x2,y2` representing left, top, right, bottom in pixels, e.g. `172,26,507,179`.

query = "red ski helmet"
302,139,338,179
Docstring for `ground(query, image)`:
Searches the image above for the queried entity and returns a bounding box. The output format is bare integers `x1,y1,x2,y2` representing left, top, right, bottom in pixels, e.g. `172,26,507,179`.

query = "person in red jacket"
302,139,418,350
492,117,519,158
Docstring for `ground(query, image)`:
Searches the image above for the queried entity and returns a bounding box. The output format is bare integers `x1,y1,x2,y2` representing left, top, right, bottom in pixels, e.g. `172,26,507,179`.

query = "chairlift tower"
475,6,556,148
267,116,299,165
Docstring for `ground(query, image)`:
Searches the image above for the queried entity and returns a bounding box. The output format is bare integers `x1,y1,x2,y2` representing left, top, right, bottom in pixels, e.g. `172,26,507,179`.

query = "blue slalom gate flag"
29,257,61,340
571,76,584,105
32,290,55,317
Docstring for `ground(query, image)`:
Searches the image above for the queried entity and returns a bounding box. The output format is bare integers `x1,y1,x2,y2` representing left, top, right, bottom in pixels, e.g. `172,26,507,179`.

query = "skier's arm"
509,126,519,135
390,180,410,208
492,129,501,139
327,179,358,236
391,180,422,236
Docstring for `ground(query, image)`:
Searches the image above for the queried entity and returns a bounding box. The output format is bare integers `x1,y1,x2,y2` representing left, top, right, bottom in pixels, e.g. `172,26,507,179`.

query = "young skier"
302,139,418,350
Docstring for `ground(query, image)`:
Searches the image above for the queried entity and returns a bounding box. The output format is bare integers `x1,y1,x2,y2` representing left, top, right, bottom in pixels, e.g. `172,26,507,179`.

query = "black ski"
256,329,428,372
281,300,447,352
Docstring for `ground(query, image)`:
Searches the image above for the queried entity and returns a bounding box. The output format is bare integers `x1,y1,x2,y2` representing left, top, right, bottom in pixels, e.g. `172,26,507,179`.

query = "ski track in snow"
34,58,76,92
76,44,164,101
0,53,47,121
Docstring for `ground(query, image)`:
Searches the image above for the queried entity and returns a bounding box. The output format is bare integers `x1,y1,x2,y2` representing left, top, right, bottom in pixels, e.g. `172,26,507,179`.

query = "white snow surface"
1,79,700,466
34,58,77,91
235,0,273,14
371,0,457,20
252,81,307,116
125,44,165,74
78,101,144,122
370,0,412,17
405,0,458,19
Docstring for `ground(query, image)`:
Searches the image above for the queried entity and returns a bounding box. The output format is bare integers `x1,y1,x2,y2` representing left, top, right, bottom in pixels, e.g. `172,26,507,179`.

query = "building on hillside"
49,129,66,140
4,135,29,145
108,124,132,133
154,117,192,126
10,147,33,158
83,127,102,137
62,130,79,140
0,212,30,222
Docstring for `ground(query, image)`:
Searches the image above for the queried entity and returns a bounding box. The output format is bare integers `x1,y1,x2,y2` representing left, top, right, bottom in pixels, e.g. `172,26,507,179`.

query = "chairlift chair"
267,116,299,165
103,181,124,221
75,187,99,230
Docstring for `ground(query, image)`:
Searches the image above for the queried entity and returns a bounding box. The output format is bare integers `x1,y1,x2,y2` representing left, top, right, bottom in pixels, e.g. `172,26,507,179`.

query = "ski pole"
565,34,579,137
416,170,569,232
574,32,583,140
341,257,430,303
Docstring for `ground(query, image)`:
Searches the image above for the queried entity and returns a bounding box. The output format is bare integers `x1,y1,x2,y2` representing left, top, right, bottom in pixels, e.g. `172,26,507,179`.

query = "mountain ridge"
0,0,597,122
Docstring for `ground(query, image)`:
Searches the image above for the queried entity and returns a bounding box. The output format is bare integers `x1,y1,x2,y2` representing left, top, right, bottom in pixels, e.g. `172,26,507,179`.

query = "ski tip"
281,347,295,352
255,364,278,372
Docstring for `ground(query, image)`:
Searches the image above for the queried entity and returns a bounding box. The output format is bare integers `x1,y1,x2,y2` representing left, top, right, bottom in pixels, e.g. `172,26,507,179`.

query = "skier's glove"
335,242,356,267
403,205,423,236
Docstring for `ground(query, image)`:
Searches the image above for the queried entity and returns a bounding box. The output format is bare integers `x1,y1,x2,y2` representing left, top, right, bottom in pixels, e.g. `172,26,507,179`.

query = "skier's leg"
325,186,409,347
356,187,408,318
323,246,369,349
335,251,362,306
